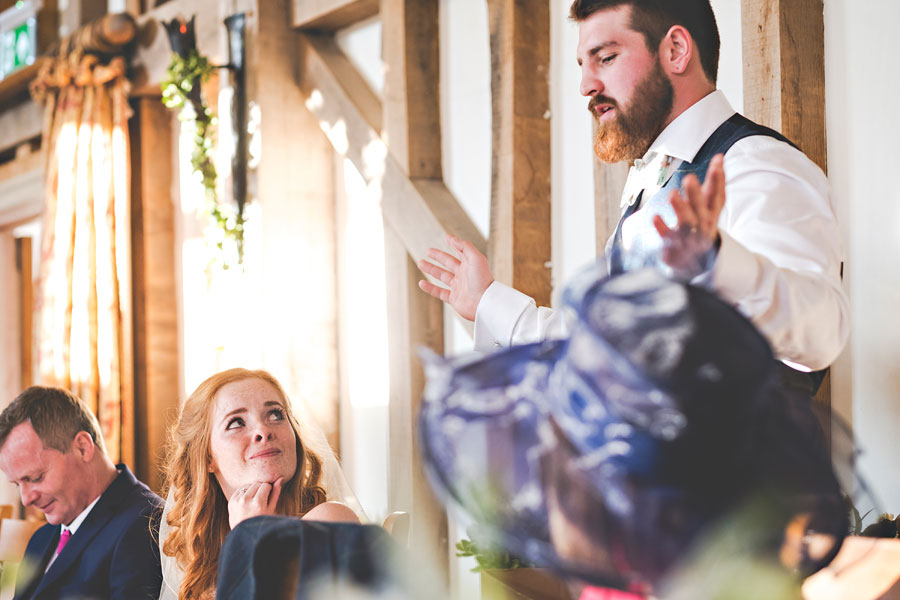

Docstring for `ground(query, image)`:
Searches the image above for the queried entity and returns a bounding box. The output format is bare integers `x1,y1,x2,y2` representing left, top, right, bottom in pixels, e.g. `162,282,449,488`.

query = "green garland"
455,537,528,573
161,50,245,267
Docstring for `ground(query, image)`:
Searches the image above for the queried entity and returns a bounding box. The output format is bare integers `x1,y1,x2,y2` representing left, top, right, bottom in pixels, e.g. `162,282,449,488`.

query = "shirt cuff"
473,281,535,353
702,229,761,304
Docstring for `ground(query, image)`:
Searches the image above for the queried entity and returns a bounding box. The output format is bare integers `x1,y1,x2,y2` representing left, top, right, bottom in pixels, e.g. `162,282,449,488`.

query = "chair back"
0,517,43,600
0,518,42,562
381,511,410,547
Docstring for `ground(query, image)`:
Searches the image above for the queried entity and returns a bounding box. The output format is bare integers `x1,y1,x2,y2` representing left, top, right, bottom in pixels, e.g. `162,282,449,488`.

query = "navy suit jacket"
14,464,163,600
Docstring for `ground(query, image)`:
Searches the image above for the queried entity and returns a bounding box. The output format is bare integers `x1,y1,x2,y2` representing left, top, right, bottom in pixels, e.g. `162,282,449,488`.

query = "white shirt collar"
649,89,736,163
62,494,102,535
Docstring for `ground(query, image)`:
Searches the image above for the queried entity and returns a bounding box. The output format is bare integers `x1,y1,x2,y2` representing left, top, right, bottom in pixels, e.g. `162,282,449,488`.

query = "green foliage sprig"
161,49,244,267
455,532,531,573
846,496,899,538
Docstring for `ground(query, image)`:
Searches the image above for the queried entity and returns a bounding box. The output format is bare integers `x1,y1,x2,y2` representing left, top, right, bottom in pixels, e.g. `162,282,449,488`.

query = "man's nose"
20,485,38,507
580,68,602,98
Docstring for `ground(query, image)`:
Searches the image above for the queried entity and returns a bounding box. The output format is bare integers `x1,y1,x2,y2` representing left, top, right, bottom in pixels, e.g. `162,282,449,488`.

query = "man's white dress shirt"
44,494,101,572
473,90,849,371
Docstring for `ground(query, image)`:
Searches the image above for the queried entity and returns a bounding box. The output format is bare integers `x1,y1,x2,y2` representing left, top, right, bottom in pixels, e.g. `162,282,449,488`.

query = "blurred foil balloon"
419,267,849,594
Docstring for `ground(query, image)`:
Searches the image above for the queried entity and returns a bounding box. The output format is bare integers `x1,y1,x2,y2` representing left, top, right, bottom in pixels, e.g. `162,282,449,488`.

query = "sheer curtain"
29,50,133,464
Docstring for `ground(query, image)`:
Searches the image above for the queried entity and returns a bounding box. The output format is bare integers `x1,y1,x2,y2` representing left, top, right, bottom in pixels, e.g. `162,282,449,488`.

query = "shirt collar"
649,89,736,163
62,494,101,535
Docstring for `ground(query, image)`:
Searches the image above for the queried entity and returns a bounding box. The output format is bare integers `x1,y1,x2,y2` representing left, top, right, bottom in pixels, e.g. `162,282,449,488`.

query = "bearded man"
417,0,848,393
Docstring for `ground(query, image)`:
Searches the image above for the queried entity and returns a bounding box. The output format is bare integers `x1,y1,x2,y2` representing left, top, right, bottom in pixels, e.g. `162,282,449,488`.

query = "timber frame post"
380,0,449,581
742,0,827,172
129,96,178,492
487,0,553,306
742,0,832,424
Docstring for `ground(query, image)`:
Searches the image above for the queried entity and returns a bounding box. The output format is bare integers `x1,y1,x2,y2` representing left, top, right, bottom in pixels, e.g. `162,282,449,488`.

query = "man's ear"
72,431,96,462
661,24,693,75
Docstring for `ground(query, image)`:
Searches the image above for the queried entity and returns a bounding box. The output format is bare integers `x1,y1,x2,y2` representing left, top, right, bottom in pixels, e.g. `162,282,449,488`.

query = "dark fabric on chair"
216,517,403,600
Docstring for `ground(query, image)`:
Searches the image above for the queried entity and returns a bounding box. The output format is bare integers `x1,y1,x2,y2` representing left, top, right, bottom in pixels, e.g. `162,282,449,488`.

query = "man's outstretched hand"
653,153,726,279
418,234,494,321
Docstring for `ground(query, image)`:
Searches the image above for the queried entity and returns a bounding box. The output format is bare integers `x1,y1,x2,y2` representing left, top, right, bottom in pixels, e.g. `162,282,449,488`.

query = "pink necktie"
56,529,71,555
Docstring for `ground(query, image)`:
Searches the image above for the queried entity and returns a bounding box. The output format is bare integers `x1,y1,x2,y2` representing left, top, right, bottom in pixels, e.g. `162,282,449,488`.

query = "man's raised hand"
417,234,494,321
653,153,726,279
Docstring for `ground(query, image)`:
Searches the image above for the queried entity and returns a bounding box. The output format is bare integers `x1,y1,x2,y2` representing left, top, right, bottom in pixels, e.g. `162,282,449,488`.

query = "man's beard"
591,62,674,163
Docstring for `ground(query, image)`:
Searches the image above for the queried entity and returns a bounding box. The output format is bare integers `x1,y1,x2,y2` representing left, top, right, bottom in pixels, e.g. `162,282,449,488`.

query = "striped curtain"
29,51,133,465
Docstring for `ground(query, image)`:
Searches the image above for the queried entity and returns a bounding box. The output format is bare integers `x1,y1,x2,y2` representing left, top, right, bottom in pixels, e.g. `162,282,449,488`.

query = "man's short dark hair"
0,386,106,454
570,0,720,85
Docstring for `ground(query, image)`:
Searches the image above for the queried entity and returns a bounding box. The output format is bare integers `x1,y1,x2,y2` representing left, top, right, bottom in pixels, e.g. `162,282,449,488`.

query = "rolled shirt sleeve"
695,135,850,370
473,281,574,353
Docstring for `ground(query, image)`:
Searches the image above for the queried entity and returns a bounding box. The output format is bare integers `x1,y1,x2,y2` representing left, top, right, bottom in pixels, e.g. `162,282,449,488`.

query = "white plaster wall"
825,0,900,510
710,0,743,113
336,15,384,96
439,0,492,239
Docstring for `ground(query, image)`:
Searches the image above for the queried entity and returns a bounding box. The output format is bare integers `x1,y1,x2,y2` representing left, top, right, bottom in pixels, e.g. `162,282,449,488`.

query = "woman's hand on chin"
227,477,284,529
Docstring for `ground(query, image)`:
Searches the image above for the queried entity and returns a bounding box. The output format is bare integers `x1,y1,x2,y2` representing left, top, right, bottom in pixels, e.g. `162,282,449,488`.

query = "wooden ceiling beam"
292,0,379,31
0,145,43,228
0,101,42,156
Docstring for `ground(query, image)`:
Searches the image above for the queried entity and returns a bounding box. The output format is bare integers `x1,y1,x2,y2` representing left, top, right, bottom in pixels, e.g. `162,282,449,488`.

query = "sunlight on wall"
324,117,350,156
343,165,389,409
361,137,388,184
339,157,390,522
217,87,236,162
177,114,264,397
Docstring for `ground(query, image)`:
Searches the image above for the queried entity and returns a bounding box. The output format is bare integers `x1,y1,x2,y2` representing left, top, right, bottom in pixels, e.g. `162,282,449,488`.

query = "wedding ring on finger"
238,487,248,495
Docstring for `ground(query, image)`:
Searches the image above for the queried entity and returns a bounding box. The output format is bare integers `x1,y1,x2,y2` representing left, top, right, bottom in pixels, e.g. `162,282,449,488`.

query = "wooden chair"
382,511,410,547
0,517,43,600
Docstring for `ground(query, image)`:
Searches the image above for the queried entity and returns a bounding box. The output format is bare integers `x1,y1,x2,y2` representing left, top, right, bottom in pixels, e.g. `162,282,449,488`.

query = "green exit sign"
0,0,38,80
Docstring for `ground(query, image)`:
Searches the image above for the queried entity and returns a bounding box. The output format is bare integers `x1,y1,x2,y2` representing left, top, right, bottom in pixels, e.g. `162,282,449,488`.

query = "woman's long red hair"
161,369,326,599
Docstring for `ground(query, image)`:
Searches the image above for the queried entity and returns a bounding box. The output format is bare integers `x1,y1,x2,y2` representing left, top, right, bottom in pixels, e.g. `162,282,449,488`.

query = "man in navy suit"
0,386,163,599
